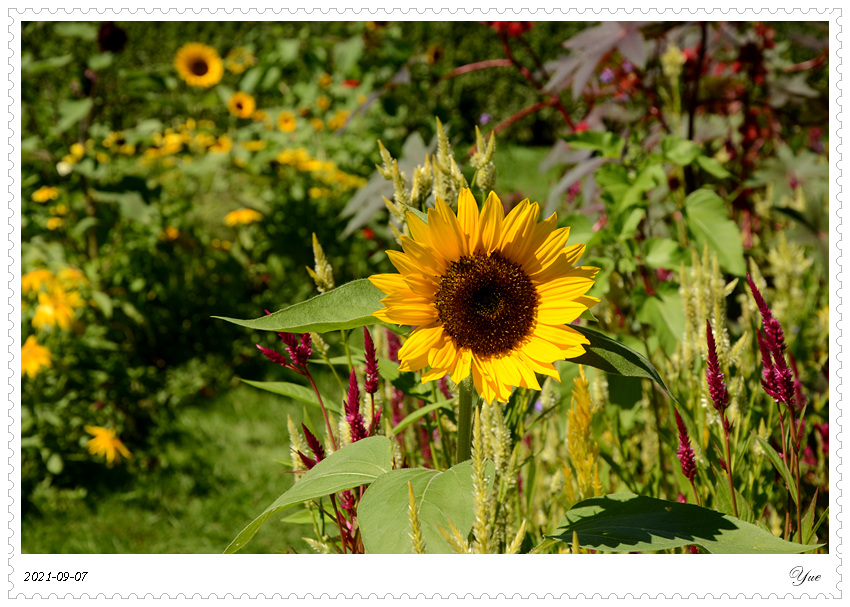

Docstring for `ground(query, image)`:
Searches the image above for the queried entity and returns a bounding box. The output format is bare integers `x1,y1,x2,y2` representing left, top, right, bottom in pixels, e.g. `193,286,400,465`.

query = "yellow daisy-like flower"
316,95,331,112
22,269,55,295
224,46,256,74
209,135,233,154
369,189,599,403
21,335,52,378
32,186,60,204
224,208,263,227
46,217,64,231
84,425,132,466
277,111,297,133
174,42,224,88
32,287,84,331
227,91,256,119
327,109,351,131
56,266,87,289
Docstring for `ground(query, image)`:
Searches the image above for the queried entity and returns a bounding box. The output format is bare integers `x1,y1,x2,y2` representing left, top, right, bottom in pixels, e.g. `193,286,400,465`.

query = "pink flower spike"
345,369,367,442
705,320,730,414
257,344,294,370
363,327,379,394
302,423,325,463
674,408,697,482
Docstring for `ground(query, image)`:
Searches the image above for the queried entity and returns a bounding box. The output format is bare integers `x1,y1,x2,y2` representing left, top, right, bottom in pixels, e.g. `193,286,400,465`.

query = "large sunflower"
370,189,599,403
174,43,224,88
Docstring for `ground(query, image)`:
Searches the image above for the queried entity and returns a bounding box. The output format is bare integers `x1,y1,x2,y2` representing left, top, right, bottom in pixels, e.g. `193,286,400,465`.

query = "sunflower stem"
456,375,477,463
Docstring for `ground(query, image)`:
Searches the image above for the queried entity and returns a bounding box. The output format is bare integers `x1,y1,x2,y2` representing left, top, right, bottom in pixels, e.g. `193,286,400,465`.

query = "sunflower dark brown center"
190,59,209,76
434,251,538,358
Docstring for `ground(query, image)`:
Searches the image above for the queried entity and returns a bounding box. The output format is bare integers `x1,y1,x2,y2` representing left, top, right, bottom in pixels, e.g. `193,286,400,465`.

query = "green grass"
22,383,324,554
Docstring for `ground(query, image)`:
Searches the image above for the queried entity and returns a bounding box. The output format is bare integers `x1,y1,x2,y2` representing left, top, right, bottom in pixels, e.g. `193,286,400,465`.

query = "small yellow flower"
32,186,60,204
220,240,232,251
224,46,256,74
96,152,110,164
194,132,217,148
327,109,351,131
22,269,55,295
85,425,132,466
277,111,297,133
56,266,87,289
227,91,256,119
174,42,224,88
310,118,324,131
51,204,69,217
252,109,268,123
316,95,331,111
21,335,52,378
69,142,86,160
241,139,267,152
224,208,263,226
318,72,333,88
160,226,180,242
118,143,136,156
46,217,64,231
209,135,233,154
32,287,84,331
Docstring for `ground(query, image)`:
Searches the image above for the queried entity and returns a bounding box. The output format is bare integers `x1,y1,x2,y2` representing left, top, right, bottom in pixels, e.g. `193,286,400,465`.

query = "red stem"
304,369,338,452
443,58,513,79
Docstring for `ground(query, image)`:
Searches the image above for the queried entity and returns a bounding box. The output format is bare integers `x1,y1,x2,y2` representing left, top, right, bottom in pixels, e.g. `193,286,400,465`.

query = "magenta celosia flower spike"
674,408,697,482
345,369,368,442
363,327,379,394
705,320,730,424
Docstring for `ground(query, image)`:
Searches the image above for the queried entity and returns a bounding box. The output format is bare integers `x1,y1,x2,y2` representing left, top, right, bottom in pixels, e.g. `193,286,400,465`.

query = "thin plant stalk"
721,414,738,518
304,369,338,451
456,375,477,463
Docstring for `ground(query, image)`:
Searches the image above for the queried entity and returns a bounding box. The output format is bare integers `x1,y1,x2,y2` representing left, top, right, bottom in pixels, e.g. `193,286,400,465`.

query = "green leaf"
661,136,702,165
22,54,73,75
377,358,433,399
615,164,666,214
87,53,114,71
567,325,676,402
91,291,113,320
56,98,93,134
240,66,263,94
358,460,493,554
391,400,454,436
225,436,393,553
548,493,819,554
644,237,686,270
683,189,746,276
696,155,733,179
240,379,341,414
214,279,384,334
563,131,624,158
53,22,98,41
635,284,685,355
90,190,151,222
752,433,798,505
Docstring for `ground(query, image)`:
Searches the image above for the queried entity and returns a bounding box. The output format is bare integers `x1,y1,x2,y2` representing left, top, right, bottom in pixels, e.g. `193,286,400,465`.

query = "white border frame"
4,4,844,601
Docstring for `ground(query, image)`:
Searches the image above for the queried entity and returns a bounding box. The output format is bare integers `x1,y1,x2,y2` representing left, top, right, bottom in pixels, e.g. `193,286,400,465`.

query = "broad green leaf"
661,136,702,165
683,189,746,276
548,493,819,554
225,436,393,553
696,155,733,179
359,460,493,554
91,291,113,320
87,53,114,71
56,98,93,134
752,433,798,505
635,284,685,355
566,325,676,402
391,399,454,435
240,66,263,94
564,131,624,158
215,279,384,334
90,190,151,222
53,22,98,41
615,164,666,215
22,53,73,75
240,379,341,414
378,358,433,399
644,237,686,270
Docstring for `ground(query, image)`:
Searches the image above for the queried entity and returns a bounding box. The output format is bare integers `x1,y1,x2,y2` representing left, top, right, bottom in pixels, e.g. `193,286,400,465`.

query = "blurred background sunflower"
174,42,223,88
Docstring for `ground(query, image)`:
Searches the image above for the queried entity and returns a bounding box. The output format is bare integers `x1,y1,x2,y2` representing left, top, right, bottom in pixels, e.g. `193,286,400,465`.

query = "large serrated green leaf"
358,460,493,554
566,325,676,402
214,279,385,334
225,436,393,553
548,493,819,554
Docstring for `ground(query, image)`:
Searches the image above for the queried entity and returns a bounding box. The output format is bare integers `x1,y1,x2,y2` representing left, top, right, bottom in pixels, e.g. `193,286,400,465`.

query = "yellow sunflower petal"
369,273,407,294
500,200,540,261
477,191,504,254
400,236,446,275
450,348,472,384
398,324,445,362
407,211,432,246
563,243,587,266
456,189,480,254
